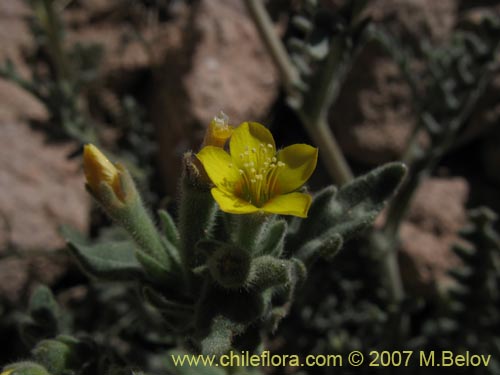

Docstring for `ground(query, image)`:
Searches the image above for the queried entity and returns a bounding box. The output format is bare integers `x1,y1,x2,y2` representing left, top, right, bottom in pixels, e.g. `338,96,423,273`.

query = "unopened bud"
83,144,126,203
201,111,233,148
1,362,50,375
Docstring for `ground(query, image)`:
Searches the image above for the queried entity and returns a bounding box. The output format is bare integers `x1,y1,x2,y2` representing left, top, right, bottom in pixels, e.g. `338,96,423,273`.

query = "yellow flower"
83,144,125,202
197,122,318,217
0,370,13,375
202,111,234,148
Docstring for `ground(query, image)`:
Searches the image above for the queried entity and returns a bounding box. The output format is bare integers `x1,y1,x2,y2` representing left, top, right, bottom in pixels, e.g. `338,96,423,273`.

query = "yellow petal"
196,146,240,192
211,188,260,214
0,370,13,375
276,144,318,194
262,192,312,217
230,122,276,168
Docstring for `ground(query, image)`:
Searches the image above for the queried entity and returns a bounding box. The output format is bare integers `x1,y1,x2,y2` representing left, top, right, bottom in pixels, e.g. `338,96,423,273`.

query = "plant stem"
242,0,299,92
299,113,353,185
243,0,354,186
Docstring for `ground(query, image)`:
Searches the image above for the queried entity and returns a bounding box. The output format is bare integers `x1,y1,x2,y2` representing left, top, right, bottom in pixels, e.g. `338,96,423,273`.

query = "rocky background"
0,0,499,365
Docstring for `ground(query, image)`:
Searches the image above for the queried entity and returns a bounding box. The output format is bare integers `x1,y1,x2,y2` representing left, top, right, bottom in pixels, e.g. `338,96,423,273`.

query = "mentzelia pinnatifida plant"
2,114,405,375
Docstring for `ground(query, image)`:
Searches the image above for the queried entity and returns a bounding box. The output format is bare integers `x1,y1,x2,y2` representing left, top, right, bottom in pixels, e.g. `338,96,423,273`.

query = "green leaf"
293,162,406,249
142,287,193,331
20,285,62,346
256,220,287,257
246,256,291,292
28,285,59,319
199,316,239,357
135,250,178,285
66,238,144,281
158,209,180,248
296,230,343,265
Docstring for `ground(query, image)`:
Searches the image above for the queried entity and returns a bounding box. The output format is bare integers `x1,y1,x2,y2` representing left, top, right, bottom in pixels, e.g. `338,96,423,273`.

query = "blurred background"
0,0,499,373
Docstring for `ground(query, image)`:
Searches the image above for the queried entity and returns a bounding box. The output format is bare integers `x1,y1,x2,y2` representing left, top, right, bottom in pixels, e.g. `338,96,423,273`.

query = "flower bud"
207,244,251,289
83,144,125,203
1,362,50,375
82,145,171,281
32,338,73,375
201,111,233,148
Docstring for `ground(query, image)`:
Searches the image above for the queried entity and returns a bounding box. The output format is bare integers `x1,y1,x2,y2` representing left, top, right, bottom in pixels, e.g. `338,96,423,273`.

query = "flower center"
230,143,286,207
